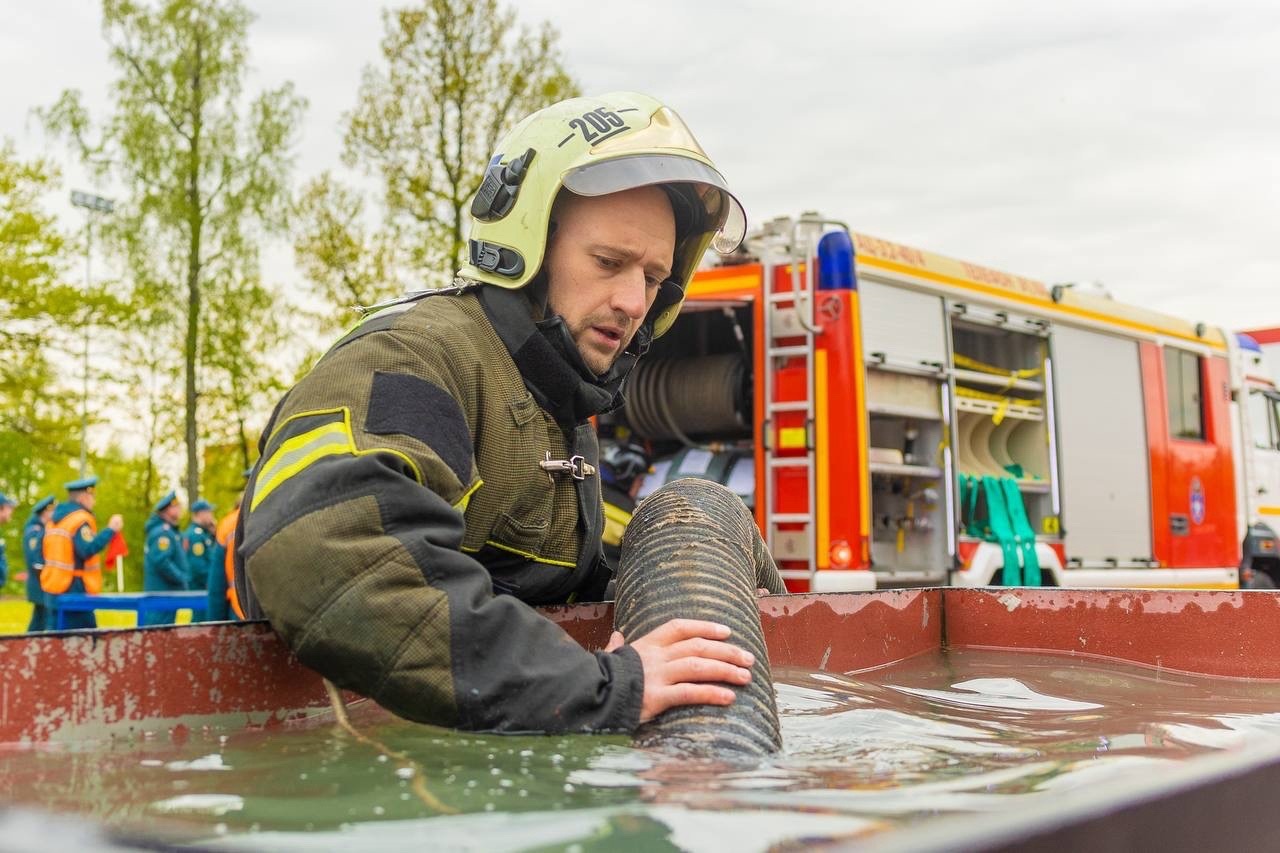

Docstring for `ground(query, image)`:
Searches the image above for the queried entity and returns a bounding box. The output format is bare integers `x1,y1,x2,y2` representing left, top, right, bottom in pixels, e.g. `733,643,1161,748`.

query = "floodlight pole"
70,190,115,478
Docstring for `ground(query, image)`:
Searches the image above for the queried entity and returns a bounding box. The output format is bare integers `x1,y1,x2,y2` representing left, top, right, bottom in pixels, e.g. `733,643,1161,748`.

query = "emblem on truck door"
1190,477,1206,525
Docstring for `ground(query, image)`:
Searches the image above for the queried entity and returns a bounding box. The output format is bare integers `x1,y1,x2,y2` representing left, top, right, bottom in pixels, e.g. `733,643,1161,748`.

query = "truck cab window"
1164,348,1204,441
1249,390,1278,450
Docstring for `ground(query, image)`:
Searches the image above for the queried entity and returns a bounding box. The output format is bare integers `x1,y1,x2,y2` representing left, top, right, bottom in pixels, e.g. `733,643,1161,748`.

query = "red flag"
103,530,129,564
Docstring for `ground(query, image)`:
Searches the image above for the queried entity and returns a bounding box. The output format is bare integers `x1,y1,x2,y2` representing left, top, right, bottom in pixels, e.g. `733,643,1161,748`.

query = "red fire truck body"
622,219,1274,592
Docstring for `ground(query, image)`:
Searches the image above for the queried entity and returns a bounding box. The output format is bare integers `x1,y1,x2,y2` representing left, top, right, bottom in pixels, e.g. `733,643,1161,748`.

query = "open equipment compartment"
610,300,758,508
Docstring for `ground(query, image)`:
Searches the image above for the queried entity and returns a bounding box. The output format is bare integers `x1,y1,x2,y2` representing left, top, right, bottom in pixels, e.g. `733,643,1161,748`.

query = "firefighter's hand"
107,514,124,532
605,618,753,724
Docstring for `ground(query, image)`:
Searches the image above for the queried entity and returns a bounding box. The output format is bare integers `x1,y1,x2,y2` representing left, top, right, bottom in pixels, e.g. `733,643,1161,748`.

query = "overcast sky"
3,0,1278,333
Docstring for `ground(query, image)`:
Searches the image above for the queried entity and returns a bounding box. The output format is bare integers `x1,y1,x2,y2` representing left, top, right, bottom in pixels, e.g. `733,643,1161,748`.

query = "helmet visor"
562,154,746,254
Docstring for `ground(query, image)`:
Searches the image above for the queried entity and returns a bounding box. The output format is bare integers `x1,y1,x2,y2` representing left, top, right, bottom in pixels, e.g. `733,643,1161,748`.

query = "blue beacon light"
817,230,856,291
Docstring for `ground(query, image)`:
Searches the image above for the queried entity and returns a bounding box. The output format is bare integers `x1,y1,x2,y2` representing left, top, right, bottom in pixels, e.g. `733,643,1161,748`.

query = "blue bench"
51,592,208,630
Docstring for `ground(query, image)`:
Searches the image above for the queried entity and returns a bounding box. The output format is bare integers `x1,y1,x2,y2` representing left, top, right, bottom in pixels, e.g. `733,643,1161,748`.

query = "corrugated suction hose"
614,478,786,757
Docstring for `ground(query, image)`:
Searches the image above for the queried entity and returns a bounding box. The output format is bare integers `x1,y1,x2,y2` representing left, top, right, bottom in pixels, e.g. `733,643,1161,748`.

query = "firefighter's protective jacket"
237,285,645,733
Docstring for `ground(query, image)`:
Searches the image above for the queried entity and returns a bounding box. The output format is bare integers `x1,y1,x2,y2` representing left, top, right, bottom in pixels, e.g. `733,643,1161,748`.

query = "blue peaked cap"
65,476,99,492
33,495,55,514
153,490,178,514
191,499,214,513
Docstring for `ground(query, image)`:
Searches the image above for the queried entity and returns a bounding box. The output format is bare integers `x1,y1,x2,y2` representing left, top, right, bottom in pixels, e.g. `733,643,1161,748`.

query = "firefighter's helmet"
462,91,745,337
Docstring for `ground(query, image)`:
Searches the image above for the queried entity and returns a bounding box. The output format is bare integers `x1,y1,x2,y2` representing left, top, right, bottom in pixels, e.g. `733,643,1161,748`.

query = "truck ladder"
762,219,823,586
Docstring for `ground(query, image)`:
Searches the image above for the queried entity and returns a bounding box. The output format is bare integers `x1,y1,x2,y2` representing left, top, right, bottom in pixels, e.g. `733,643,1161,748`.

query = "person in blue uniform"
182,499,217,590
142,491,188,626
24,495,56,632
0,492,16,588
44,476,124,631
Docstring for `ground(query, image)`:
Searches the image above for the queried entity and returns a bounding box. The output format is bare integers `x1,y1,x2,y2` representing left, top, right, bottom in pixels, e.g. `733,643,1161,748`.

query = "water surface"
6,648,1280,851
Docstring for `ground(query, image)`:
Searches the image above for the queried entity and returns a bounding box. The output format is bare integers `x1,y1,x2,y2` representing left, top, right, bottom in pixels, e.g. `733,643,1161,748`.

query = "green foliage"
292,172,406,334
199,439,250,519
296,0,579,296
109,289,184,508
0,349,79,500
0,144,80,565
40,0,306,505
201,268,287,469
0,142,65,335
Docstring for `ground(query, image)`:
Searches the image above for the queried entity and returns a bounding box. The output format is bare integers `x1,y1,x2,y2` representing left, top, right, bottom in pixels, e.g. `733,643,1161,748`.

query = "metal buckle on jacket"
539,451,597,483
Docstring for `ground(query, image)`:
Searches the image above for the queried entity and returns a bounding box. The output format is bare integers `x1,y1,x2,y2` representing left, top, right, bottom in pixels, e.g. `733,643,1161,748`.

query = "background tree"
294,0,578,304
110,285,184,506
291,172,406,335
41,0,306,504
0,144,72,504
0,142,128,592
201,268,286,471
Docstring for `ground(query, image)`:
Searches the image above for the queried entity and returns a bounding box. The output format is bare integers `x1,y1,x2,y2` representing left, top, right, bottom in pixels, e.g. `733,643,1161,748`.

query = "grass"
0,597,194,635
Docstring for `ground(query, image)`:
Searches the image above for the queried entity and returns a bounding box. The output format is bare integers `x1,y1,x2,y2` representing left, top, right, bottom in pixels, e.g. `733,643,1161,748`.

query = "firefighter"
237,92,755,734
42,476,124,631
182,499,217,590
24,495,55,632
0,492,14,587
142,491,187,626
600,440,651,568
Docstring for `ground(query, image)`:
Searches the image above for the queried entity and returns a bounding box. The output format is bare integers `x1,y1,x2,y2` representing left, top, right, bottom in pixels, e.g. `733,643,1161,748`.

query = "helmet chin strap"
526,270,551,319
527,219,559,318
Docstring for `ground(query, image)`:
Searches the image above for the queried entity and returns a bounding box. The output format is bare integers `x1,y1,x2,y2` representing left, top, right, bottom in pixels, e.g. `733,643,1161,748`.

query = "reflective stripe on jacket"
41,509,103,595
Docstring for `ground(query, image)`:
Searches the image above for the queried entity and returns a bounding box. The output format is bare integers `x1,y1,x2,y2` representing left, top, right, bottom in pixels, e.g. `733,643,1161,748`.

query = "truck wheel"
1245,570,1277,590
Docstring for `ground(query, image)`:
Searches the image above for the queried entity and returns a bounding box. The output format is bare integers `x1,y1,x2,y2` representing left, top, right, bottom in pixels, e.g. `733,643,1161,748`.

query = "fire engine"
1240,326,1280,381
605,215,1280,592
1235,328,1280,587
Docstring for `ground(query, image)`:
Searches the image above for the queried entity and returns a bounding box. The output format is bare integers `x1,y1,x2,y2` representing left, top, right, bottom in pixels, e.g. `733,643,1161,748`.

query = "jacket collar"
476,285,647,429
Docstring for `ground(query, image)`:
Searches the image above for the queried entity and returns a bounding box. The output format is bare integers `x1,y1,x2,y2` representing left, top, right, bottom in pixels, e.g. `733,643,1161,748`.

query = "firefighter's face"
161,503,182,524
544,186,675,375
0,504,12,524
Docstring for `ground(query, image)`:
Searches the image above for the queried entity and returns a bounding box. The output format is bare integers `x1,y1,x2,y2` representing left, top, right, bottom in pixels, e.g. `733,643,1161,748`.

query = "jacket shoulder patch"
366,371,472,485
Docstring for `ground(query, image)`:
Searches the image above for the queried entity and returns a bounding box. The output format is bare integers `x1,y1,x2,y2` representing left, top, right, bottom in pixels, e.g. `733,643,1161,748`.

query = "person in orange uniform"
206,475,247,622
41,476,124,630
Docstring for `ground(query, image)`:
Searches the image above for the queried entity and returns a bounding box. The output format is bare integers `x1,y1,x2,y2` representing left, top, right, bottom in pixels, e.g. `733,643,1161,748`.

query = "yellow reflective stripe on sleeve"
252,406,434,512
252,420,355,511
